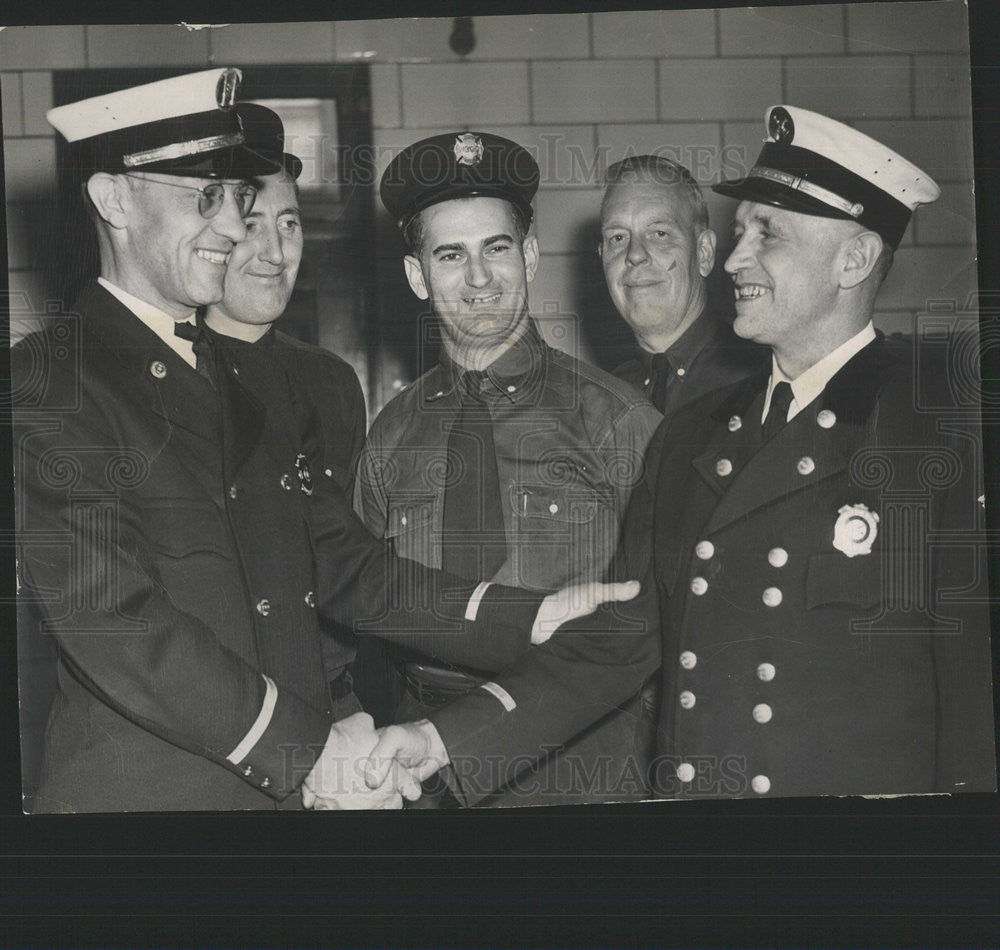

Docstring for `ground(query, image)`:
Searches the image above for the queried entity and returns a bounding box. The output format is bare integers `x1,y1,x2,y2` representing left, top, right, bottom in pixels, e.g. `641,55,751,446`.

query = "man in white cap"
15,71,645,812
372,106,995,800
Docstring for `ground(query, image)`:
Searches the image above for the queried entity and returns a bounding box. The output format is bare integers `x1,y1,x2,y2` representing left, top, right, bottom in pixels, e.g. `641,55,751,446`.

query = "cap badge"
833,503,879,558
768,107,795,144
216,68,241,109
454,133,484,167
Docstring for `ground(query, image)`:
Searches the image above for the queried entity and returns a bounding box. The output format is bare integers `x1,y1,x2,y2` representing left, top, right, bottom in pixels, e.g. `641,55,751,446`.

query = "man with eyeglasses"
14,70,647,812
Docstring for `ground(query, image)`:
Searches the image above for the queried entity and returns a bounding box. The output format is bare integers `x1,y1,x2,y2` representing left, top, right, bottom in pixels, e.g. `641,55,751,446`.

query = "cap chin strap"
123,131,245,169
749,165,864,219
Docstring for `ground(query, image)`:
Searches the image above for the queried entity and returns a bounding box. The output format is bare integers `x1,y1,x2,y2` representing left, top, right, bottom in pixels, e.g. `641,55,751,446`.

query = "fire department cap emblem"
833,502,879,557
454,132,484,166
768,106,795,144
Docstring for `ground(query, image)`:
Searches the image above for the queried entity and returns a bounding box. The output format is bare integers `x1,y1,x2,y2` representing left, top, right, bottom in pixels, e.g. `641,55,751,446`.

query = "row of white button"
715,456,816,478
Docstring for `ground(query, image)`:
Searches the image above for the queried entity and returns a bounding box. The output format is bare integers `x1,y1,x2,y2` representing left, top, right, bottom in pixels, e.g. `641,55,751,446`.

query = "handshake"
301,713,447,810
299,578,642,809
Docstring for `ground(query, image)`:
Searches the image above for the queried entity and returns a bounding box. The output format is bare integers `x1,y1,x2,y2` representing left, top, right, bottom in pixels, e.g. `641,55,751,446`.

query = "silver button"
150,360,167,378
229,485,238,500
549,503,559,514
256,598,271,616
679,690,696,709
400,515,408,527
507,384,516,394
767,547,788,568
715,458,733,477
676,367,686,377
727,415,742,432
242,765,253,776
325,468,333,477
762,587,782,607
752,703,773,723
757,662,776,682
679,651,697,670
695,540,714,560
280,474,292,490
816,409,836,428
690,576,708,596
797,456,815,475
304,591,315,608
260,776,270,789
751,774,771,795
643,377,650,387
676,762,695,783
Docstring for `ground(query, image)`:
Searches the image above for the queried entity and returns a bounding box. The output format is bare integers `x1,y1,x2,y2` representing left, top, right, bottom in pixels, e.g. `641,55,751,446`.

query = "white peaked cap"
47,68,243,143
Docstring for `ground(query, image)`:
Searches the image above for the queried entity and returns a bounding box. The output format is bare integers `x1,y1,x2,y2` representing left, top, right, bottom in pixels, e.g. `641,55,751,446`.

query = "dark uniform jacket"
613,308,766,419
573,333,995,799
13,282,548,812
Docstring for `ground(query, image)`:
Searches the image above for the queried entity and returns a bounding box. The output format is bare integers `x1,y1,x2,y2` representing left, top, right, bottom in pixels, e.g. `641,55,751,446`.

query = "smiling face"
120,173,249,318
210,171,303,333
725,201,865,374
404,197,537,368
599,179,715,351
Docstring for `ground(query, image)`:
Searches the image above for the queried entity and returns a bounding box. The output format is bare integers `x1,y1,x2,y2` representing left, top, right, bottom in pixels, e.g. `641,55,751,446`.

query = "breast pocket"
141,499,232,559
510,483,617,586
384,491,439,565
805,550,883,610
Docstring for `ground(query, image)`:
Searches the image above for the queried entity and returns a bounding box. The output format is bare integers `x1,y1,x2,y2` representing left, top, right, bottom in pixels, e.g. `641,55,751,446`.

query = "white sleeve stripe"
480,681,516,712
465,581,492,621
227,674,277,765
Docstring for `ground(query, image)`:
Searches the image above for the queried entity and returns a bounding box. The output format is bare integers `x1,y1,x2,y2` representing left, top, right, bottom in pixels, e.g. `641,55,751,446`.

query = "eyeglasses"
123,174,258,219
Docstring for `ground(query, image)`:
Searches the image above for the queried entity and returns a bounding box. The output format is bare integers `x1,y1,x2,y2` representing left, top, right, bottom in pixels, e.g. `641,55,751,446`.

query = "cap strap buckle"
123,131,246,169
749,166,864,219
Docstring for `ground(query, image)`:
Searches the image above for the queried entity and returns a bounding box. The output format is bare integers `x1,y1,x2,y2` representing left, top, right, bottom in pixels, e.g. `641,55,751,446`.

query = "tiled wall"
2,4,977,406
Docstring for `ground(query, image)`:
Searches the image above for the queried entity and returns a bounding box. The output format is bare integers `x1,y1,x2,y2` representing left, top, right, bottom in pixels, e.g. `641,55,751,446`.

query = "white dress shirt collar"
97,277,198,369
762,322,877,424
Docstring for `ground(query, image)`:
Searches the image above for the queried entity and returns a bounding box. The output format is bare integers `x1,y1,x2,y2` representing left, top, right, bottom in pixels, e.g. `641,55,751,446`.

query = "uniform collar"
428,319,548,405
97,276,198,369
635,307,720,380
762,322,876,423
715,328,895,428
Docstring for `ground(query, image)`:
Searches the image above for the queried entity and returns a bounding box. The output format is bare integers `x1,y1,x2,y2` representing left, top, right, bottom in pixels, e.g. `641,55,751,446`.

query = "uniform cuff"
223,679,333,800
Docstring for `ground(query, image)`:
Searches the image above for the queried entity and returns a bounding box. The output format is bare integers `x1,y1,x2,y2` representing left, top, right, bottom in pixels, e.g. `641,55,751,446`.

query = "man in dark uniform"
201,103,368,724
15,71,646,812
357,132,662,806
600,155,764,417
369,105,996,801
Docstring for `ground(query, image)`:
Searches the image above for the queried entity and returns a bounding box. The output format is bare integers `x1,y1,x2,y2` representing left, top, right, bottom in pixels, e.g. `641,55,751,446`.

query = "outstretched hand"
531,579,640,644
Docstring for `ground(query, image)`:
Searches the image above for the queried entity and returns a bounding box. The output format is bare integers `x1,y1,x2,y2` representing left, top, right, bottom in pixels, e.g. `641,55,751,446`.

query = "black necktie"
174,319,217,387
762,380,794,442
440,371,508,581
648,352,672,413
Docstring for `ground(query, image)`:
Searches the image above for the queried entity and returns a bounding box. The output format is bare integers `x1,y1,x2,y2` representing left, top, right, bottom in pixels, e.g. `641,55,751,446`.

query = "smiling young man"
356,132,662,807
526,105,994,801
600,156,764,417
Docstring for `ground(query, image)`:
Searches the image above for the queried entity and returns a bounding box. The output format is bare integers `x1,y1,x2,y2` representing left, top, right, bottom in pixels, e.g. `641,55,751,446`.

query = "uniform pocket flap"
806,550,882,609
511,484,610,525
385,493,436,538
142,500,231,558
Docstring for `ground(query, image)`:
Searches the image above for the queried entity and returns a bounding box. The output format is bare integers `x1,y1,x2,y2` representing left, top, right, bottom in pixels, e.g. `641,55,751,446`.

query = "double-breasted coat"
590,333,995,799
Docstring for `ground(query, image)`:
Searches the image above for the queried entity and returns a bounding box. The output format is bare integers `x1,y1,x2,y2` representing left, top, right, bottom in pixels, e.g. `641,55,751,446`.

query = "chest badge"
295,453,313,496
833,503,879,557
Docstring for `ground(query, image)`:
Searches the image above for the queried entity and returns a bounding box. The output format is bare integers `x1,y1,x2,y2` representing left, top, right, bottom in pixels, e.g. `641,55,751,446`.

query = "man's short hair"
602,155,709,232
252,166,300,198
403,197,528,257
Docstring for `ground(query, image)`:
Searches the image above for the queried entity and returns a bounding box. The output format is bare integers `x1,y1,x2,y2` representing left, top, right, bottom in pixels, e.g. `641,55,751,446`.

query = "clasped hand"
301,713,448,810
